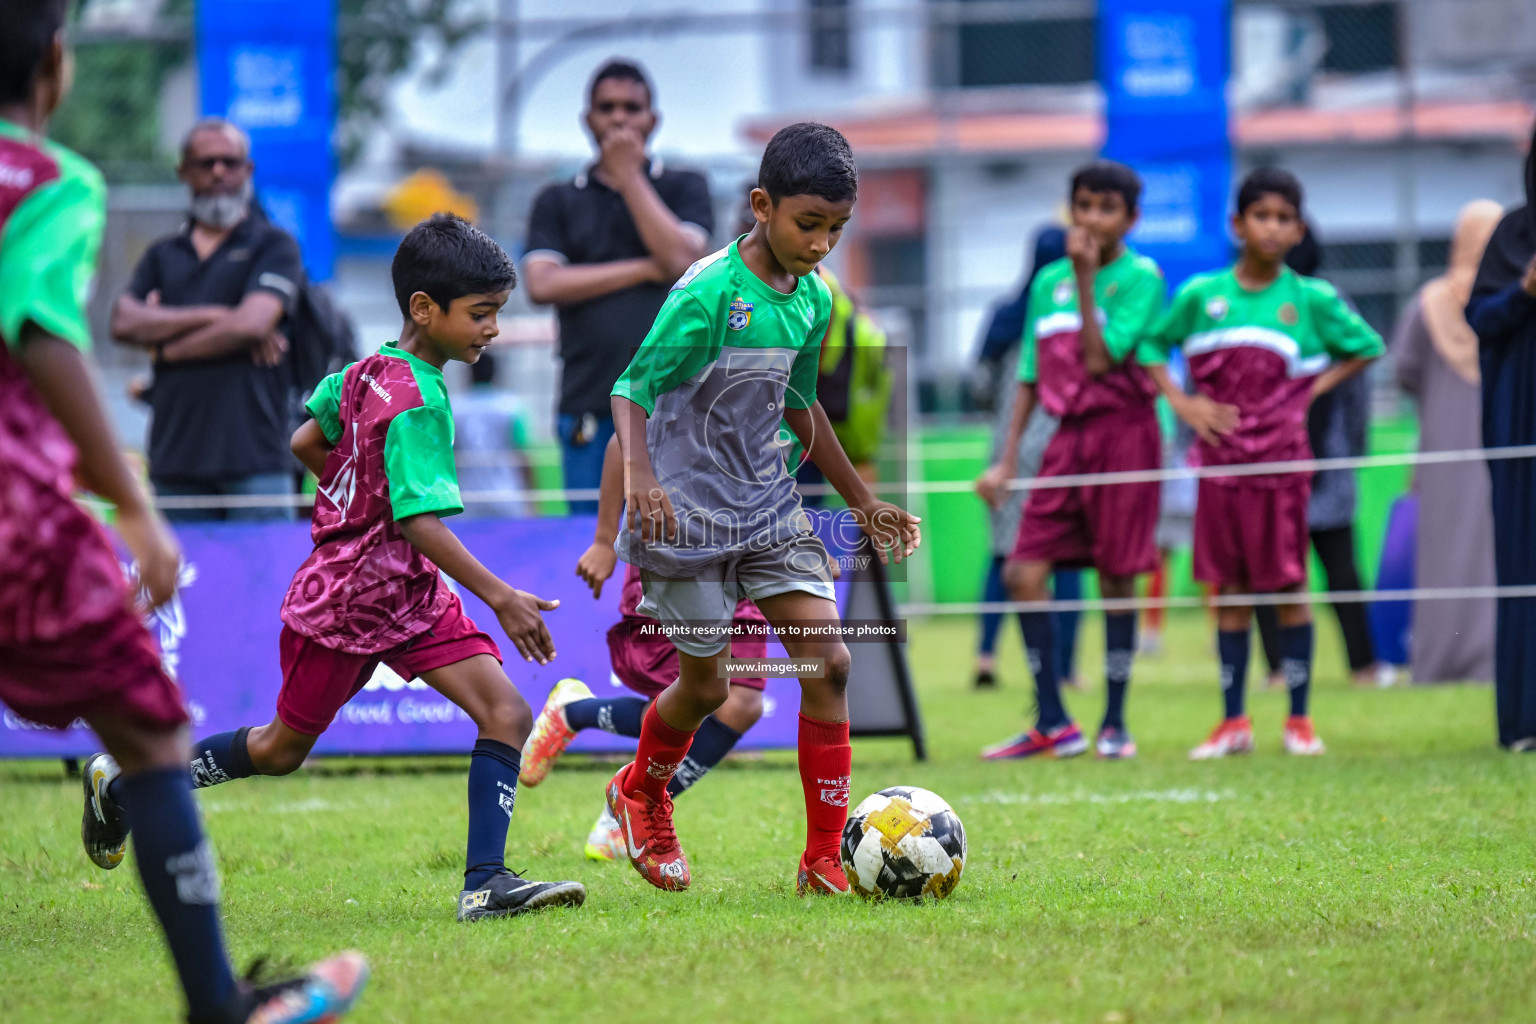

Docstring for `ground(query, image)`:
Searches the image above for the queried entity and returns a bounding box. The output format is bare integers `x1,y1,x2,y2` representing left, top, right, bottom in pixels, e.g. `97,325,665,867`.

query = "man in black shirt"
111,117,302,522
523,59,714,513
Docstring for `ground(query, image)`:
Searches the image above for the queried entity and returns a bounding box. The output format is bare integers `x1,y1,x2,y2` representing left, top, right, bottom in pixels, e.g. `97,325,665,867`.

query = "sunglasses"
187,155,248,172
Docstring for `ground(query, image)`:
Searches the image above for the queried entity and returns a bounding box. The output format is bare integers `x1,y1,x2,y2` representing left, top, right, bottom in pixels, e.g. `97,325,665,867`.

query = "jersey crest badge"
1278,301,1299,326
1105,282,1119,298
1206,296,1229,321
1053,280,1074,306
728,297,753,331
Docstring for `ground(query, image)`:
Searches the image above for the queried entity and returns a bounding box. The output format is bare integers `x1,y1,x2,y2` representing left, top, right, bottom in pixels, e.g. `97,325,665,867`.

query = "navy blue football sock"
464,738,520,891
1017,611,1067,731
563,696,647,737
117,766,236,1020
666,714,743,797
1218,630,1251,720
188,728,257,789
1279,622,1315,717
1102,613,1136,731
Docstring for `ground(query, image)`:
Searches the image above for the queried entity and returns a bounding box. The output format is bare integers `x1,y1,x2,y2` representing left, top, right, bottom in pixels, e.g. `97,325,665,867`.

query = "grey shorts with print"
636,534,836,657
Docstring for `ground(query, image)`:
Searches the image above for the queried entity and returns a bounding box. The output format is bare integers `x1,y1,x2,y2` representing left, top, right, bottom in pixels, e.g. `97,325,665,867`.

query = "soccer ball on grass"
840,786,966,901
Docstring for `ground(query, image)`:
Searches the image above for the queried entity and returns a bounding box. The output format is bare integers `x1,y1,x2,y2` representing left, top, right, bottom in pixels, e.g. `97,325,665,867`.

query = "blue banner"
198,0,336,281
0,517,877,758
1100,0,1232,287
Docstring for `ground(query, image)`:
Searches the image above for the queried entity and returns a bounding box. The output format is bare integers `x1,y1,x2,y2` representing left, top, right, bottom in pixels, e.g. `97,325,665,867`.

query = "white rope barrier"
898,584,1536,617
138,442,1536,509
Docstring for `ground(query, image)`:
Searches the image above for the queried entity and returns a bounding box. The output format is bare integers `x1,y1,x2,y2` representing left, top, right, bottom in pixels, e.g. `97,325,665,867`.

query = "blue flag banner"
198,0,336,282
1100,0,1232,287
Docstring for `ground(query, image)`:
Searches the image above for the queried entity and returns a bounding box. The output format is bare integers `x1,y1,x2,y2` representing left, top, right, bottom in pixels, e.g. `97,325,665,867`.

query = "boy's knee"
246,725,312,776
823,645,852,695
1005,561,1047,601
722,685,766,729
480,693,533,745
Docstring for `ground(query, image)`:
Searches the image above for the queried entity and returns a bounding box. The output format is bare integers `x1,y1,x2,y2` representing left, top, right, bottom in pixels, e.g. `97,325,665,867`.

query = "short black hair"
0,0,68,105
1070,160,1142,213
1285,220,1321,276
391,213,516,318
1237,167,1303,216
758,122,858,204
588,59,652,108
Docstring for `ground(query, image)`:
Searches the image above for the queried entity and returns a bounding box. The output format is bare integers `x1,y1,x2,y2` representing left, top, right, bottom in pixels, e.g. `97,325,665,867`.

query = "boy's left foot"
584,804,624,862
606,764,690,891
1283,716,1326,756
519,677,592,786
81,753,129,870
980,722,1088,760
797,852,849,895
1095,727,1138,760
457,870,587,922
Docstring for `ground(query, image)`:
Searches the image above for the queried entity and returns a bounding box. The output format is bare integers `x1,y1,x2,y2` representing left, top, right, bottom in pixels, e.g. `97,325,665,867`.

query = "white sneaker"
519,677,592,787
583,804,624,862
1189,716,1255,760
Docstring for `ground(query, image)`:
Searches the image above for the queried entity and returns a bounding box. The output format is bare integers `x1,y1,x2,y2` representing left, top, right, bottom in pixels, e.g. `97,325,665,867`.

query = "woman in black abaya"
1467,126,1536,749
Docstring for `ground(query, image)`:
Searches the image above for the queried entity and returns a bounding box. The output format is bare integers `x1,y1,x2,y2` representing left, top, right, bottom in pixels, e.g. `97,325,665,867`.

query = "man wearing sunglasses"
110,117,303,521
523,59,714,514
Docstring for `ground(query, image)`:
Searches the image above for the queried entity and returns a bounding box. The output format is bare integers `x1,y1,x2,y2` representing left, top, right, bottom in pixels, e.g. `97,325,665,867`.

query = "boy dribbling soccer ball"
606,122,921,894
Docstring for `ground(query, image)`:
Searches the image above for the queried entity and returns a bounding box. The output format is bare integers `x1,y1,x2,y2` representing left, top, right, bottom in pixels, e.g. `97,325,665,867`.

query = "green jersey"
0,118,105,354
283,342,463,654
1016,248,1165,419
0,118,122,642
611,238,833,574
1142,265,1384,474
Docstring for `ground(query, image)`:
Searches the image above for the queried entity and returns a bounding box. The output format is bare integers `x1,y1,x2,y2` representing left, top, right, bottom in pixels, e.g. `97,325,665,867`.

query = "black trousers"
1257,524,1376,674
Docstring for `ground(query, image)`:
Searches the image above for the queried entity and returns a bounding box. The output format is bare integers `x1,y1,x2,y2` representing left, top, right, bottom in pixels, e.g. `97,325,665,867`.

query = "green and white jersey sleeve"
0,133,106,354
611,289,719,415
611,238,834,576
385,404,463,520
305,370,347,445
1302,276,1385,361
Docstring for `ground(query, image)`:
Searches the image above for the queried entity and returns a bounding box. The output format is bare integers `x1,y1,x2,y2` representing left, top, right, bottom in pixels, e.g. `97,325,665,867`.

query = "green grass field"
3,612,1534,1023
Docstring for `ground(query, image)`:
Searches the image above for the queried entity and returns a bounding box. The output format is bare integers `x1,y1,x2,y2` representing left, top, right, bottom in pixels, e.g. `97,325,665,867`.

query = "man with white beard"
112,117,304,521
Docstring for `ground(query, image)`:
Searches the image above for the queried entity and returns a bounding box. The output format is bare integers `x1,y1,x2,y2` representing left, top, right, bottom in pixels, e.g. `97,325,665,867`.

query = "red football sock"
624,702,695,803
798,714,851,863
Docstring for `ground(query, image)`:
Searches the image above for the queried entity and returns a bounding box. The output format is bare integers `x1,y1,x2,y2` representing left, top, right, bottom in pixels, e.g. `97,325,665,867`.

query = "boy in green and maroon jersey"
976,161,1166,762
1143,168,1383,760
87,214,588,923
0,3,365,1021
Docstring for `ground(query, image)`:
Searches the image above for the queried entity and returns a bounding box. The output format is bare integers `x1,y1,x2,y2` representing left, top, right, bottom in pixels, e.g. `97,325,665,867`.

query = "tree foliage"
337,0,486,167
50,0,485,180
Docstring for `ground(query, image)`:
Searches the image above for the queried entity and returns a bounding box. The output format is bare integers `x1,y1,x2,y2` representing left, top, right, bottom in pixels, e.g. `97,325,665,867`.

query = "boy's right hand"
493,589,559,665
624,464,677,543
974,462,1010,510
1176,394,1240,445
117,505,181,611
1066,226,1100,276
576,542,618,598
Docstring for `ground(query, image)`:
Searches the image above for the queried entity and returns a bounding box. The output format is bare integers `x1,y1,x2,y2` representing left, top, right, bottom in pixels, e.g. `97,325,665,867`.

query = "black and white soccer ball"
840,786,966,901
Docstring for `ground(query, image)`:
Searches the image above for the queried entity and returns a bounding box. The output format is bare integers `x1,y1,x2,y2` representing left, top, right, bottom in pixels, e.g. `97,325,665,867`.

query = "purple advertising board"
0,518,816,758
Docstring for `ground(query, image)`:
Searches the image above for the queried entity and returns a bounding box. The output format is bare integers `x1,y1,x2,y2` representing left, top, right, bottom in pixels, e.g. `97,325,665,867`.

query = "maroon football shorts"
1193,477,1311,592
276,592,501,736
1009,405,1161,578
605,614,769,699
0,605,188,731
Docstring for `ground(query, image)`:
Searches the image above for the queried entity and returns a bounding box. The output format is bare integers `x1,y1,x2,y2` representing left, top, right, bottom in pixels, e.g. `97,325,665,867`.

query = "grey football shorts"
636,533,836,657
